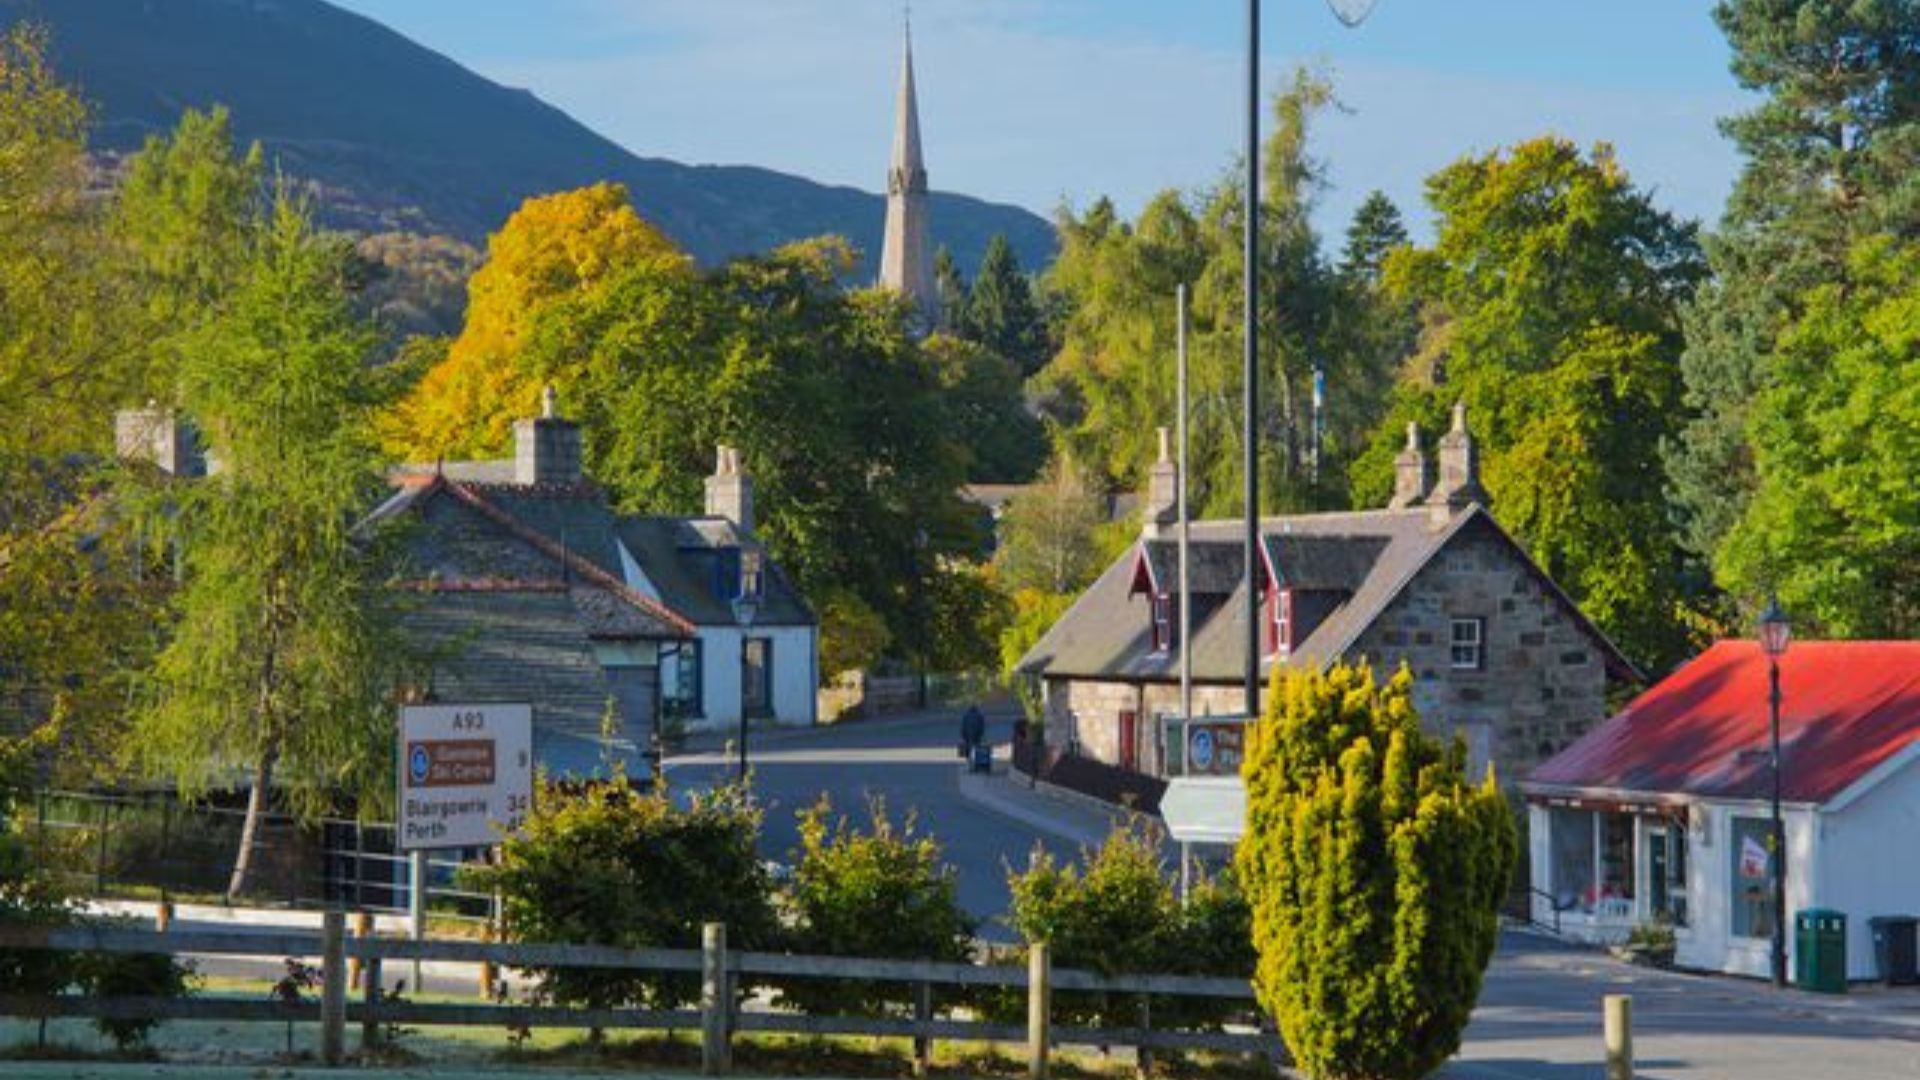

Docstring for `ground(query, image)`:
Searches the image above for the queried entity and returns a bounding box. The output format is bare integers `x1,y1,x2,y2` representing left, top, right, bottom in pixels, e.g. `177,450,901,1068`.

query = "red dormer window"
1268,586,1293,657
1152,593,1172,653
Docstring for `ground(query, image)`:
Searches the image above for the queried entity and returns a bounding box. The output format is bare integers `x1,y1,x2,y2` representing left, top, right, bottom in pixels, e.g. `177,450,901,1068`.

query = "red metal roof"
1527,640,1920,805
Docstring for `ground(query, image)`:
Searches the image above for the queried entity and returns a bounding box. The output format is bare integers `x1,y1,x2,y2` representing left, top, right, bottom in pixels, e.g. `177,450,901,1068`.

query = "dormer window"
740,547,764,600
1151,593,1172,653
1268,586,1292,657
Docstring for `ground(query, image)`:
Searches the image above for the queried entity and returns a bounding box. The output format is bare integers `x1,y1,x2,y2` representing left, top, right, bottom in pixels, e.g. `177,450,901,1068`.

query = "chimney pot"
1389,421,1427,510
1430,400,1486,523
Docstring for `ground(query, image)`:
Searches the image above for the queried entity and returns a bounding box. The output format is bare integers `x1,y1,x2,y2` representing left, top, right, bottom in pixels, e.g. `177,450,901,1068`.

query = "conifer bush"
1236,662,1515,1080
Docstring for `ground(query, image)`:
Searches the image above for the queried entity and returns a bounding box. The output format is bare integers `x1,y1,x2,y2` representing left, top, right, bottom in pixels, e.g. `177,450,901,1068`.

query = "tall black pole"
1242,0,1261,717
1769,656,1786,988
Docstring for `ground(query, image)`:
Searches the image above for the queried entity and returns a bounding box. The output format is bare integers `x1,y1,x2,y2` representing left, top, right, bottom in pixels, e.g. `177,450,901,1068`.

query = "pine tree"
933,245,968,333
1236,661,1514,1080
1338,190,1408,284
1668,1,1920,583
962,233,1049,377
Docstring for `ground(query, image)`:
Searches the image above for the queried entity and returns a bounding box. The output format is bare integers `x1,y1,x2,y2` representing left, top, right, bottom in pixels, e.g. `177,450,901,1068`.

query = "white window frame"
1151,593,1172,653
1450,617,1485,670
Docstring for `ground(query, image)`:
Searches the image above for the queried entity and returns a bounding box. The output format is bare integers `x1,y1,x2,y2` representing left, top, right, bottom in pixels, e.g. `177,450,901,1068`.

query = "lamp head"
1758,595,1791,658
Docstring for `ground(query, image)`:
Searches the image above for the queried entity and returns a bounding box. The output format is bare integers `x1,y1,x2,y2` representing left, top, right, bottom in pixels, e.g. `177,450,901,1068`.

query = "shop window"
1731,816,1775,940
1548,807,1595,912
1599,812,1635,905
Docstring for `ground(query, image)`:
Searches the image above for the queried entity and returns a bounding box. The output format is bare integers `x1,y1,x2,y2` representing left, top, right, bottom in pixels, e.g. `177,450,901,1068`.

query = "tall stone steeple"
878,15,937,326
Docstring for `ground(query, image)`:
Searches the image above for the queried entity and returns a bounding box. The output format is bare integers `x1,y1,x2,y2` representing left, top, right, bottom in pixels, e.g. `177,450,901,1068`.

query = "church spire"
878,12,937,326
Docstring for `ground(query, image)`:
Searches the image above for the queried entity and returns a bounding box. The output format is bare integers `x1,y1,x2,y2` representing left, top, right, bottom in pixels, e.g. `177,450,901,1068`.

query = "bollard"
912,979,933,1077
1027,941,1051,1080
155,899,174,933
701,922,731,1075
321,911,347,1066
1134,994,1153,1078
1603,994,1633,1080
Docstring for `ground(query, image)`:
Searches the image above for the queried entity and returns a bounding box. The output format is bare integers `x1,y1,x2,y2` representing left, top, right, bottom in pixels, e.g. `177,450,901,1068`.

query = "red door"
1118,710,1138,772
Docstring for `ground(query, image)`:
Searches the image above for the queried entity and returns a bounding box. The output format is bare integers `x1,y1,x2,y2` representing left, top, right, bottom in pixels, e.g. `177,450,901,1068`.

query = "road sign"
397,703,532,850
1160,776,1246,844
1186,721,1245,776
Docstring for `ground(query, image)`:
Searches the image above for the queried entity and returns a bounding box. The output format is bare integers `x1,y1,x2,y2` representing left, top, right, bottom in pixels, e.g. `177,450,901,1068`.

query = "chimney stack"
1388,421,1427,509
512,385,583,486
1430,401,1487,523
115,406,205,476
705,445,754,532
1143,426,1178,537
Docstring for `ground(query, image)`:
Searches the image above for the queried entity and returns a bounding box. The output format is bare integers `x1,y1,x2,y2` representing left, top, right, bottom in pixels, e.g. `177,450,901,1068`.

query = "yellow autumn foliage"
382,183,689,459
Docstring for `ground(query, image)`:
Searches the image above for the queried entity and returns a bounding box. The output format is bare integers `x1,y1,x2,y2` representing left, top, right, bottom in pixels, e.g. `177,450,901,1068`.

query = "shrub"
76,921,197,1051
1236,662,1516,1080
1005,825,1253,1029
777,795,974,1016
468,772,776,1011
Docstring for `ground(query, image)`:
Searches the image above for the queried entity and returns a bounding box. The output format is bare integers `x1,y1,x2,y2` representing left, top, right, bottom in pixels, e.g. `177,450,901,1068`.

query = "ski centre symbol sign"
397,703,532,850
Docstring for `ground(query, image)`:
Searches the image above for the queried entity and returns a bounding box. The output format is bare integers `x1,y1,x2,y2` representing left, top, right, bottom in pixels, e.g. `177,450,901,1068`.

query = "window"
740,547,764,600
662,641,703,719
1731,816,1775,940
1599,813,1635,903
1547,808,1595,912
1151,594,1172,652
1450,617,1485,670
1648,822,1689,927
742,637,772,717
1275,589,1293,656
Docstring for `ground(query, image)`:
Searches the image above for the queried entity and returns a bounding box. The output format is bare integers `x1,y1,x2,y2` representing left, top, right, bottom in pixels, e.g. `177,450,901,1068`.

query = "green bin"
1795,908,1848,994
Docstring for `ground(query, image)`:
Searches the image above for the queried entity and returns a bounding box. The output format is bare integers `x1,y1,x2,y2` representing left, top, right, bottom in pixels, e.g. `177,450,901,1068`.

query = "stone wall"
1346,516,1610,783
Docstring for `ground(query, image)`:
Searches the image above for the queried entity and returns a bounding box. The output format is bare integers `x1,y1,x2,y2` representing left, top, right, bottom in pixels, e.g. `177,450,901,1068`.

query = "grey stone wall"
1346,516,1609,783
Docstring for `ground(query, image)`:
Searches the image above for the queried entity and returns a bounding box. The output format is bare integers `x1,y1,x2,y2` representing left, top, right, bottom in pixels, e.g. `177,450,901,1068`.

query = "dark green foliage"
925,334,1047,483
777,796,975,1016
934,246,969,333
472,773,776,1011
1236,662,1515,1080
75,918,198,1050
961,234,1051,378
1669,1,1920,591
1337,191,1408,284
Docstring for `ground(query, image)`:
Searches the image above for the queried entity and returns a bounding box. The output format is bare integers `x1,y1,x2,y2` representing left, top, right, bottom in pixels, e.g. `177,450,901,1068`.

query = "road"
665,709,1108,935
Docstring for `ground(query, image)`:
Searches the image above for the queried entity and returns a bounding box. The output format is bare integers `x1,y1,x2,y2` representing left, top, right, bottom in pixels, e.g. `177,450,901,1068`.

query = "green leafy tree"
473,773,776,1012
778,795,974,1016
998,587,1075,723
924,333,1047,483
112,105,264,397
1236,661,1514,1080
961,233,1050,378
817,587,892,682
1351,138,1706,670
1669,1,1920,589
132,195,402,899
993,454,1104,594
1716,237,1920,635
1037,69,1379,516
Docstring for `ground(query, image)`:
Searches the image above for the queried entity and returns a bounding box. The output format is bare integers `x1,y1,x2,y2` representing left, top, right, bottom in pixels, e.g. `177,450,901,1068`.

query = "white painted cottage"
1521,640,1920,982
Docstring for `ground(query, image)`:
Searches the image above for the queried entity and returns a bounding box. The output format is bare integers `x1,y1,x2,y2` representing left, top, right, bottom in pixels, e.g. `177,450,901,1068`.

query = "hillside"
1,0,1054,275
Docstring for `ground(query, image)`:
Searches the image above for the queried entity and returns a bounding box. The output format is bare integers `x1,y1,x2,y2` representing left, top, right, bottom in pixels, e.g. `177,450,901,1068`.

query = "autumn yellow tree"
383,183,689,458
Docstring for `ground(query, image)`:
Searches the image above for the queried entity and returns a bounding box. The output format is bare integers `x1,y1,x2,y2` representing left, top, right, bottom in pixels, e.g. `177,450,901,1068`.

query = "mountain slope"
3,0,1054,275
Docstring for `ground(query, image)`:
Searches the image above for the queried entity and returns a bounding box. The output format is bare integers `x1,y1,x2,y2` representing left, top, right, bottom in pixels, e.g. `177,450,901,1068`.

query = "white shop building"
1521,640,1920,982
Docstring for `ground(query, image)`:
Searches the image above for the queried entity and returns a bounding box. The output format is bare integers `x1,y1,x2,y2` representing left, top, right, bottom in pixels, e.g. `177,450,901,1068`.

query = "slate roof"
1018,505,1634,684
1525,641,1920,806
400,588,646,780
615,516,814,627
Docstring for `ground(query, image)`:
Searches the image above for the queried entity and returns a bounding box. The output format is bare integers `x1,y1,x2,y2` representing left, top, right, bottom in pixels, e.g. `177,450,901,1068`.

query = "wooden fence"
0,918,1282,1078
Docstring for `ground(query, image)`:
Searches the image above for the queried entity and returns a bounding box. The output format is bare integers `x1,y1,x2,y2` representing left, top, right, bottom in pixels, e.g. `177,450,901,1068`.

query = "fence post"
95,798,111,895
408,850,427,992
361,954,384,1052
1027,940,1051,1080
912,978,933,1077
321,910,347,1066
1134,994,1152,1078
1603,994,1633,1080
701,922,730,1075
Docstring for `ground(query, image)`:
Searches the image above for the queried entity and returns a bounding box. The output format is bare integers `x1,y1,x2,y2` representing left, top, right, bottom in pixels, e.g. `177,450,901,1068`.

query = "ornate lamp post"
1758,594,1792,988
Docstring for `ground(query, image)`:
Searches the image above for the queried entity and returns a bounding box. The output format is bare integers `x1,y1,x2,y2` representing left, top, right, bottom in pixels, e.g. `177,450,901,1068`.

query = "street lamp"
1758,594,1792,989
732,549,763,784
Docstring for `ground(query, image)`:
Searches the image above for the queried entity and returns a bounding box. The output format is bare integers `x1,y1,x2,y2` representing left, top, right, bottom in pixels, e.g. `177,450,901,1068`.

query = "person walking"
959,703,986,761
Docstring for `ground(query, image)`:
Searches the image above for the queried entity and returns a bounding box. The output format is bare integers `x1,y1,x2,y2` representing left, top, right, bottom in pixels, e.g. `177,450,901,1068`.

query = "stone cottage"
1017,405,1637,792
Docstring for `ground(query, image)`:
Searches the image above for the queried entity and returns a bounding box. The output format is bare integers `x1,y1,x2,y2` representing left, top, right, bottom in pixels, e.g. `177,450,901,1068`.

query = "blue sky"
329,0,1751,242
